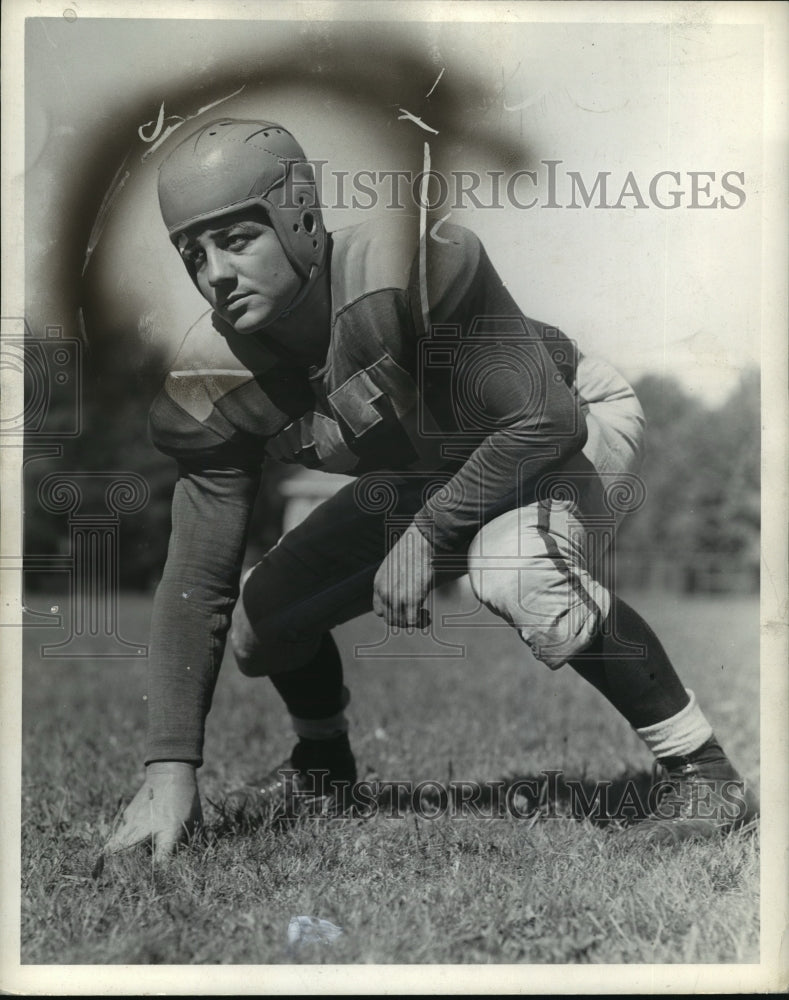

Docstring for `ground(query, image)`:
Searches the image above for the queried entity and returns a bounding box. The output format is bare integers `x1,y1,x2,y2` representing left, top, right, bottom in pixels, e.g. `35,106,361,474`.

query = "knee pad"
468,503,611,672
468,554,609,671
516,598,605,670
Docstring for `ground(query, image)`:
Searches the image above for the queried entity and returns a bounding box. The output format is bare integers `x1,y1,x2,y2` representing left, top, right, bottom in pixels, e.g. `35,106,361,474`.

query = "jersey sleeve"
145,458,261,766
409,226,587,553
144,315,272,764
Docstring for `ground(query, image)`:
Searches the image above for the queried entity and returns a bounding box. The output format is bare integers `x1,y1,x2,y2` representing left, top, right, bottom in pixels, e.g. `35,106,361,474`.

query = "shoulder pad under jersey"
329,215,419,314
149,311,278,466
420,222,483,323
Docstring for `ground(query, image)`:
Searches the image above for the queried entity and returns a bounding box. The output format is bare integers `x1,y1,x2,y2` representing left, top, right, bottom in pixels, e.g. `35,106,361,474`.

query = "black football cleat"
623,735,759,846
222,733,357,823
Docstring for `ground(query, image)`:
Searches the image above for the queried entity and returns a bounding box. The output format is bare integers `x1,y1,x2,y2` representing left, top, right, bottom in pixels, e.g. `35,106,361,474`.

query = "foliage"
616,371,759,592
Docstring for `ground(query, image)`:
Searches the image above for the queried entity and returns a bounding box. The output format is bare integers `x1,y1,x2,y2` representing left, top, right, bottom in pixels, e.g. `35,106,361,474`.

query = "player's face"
177,210,302,334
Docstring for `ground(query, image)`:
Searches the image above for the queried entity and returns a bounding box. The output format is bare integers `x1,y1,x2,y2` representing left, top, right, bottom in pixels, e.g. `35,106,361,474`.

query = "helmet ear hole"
302,212,316,234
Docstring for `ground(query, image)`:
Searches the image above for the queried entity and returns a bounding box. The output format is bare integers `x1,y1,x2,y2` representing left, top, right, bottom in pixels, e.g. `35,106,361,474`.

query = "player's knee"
230,617,321,677
518,603,603,670
230,560,308,676
230,583,321,677
230,622,268,676
469,565,608,671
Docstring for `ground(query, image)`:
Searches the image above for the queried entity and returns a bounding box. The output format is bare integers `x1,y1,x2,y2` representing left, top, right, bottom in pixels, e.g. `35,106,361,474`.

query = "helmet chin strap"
278,260,322,320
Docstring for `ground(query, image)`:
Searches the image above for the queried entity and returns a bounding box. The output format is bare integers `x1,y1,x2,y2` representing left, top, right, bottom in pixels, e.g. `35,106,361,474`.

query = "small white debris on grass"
287,916,343,948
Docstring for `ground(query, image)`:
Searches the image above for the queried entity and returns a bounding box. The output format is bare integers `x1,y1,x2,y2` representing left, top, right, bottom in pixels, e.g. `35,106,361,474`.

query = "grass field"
20,586,760,966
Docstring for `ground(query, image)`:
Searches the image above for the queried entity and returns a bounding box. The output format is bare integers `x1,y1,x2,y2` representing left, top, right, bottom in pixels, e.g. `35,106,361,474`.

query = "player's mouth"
221,293,256,317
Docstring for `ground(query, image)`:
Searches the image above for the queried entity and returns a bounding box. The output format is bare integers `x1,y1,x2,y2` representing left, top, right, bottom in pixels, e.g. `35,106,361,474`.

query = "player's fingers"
378,580,402,626
152,827,183,863
401,605,430,632
152,802,203,862
106,816,188,860
399,598,416,632
104,818,151,854
378,599,400,628
372,587,385,618
391,597,415,630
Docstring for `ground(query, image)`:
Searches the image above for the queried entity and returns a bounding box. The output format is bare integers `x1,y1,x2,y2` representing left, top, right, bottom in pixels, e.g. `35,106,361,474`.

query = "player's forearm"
144,581,233,766
414,387,587,552
144,463,260,767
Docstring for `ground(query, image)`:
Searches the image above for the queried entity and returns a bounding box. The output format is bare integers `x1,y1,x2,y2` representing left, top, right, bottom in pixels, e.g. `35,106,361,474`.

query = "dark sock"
268,631,347,720
569,595,690,728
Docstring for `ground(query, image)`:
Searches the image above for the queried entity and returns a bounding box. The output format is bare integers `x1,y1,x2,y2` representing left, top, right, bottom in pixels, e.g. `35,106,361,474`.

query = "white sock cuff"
291,709,348,741
635,689,714,760
290,687,350,741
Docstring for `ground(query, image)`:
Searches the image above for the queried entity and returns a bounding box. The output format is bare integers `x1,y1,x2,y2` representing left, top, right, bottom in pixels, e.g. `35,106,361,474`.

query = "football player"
105,118,757,859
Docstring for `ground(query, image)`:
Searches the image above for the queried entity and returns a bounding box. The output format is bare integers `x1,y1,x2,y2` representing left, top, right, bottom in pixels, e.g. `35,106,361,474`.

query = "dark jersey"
150,218,584,552
145,219,586,765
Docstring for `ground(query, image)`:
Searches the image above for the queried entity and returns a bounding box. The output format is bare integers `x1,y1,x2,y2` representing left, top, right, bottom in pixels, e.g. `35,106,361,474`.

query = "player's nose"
205,247,235,287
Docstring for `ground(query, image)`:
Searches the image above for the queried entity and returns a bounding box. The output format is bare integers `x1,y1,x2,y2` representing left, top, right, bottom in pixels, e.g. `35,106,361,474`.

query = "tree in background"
616,370,760,593
23,325,286,594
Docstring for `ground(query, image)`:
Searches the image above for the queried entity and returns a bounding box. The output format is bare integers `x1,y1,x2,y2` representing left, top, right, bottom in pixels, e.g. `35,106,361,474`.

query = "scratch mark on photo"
397,108,439,134
81,153,131,276
430,213,458,245
140,86,246,161
425,67,444,99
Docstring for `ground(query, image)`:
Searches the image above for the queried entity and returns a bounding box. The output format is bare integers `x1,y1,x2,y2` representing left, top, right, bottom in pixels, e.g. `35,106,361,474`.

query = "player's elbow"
565,412,588,459
548,403,587,465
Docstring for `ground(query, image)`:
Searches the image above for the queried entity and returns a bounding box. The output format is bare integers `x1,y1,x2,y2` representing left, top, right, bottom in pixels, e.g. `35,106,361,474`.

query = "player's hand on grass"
373,522,434,629
104,761,203,862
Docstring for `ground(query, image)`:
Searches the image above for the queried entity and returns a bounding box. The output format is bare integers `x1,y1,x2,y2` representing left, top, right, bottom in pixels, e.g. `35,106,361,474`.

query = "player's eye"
220,229,256,251
180,244,206,269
